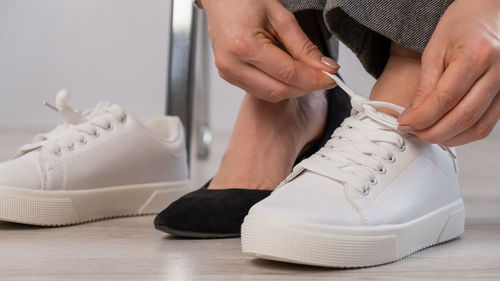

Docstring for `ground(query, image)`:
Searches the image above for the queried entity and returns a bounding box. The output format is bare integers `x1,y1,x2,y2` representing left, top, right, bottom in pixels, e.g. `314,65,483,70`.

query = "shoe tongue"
84,101,112,120
355,107,399,131
11,100,113,160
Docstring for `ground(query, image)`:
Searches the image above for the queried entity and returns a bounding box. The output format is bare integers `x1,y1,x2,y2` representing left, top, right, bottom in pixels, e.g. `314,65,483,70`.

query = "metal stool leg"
166,0,197,162
193,12,211,160
167,1,211,166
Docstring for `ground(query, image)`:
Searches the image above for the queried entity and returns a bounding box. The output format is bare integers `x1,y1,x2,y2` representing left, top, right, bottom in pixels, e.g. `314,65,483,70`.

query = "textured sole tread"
242,200,465,268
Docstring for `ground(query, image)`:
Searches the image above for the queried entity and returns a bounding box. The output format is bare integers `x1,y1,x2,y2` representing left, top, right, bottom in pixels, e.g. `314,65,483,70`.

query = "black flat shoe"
154,85,351,238
154,182,271,238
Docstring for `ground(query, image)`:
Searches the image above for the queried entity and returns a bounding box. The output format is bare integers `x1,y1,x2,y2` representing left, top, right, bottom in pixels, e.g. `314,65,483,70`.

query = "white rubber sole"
241,199,465,268
0,180,190,226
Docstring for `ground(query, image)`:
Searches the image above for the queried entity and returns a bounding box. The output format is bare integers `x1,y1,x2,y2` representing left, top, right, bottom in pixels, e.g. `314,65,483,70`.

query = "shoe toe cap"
248,172,362,227
155,187,271,236
0,153,42,190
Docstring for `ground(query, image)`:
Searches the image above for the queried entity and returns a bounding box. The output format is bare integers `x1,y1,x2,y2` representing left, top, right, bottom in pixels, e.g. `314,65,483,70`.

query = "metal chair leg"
193,12,211,160
167,1,211,165
166,0,197,162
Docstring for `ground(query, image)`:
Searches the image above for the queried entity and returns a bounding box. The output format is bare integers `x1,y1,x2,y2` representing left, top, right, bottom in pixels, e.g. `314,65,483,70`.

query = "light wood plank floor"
0,129,499,281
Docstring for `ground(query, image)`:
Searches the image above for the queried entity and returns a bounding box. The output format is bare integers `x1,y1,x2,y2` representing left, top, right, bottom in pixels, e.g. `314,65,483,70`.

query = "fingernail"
398,126,414,134
321,73,336,89
325,82,336,89
321,56,340,70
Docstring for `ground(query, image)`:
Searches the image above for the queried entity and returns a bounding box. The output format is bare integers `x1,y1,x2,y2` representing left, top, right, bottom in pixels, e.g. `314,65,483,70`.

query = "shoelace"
13,90,111,158
293,72,455,195
45,104,127,156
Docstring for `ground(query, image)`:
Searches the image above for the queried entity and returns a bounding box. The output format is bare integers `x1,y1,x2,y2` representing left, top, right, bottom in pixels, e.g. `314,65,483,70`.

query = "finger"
399,57,488,130
218,59,308,102
441,92,500,146
410,41,445,108
414,70,500,143
266,1,337,72
247,41,335,93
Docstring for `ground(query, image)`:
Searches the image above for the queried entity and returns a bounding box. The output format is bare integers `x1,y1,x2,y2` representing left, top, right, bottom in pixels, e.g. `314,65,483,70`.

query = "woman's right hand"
202,0,339,102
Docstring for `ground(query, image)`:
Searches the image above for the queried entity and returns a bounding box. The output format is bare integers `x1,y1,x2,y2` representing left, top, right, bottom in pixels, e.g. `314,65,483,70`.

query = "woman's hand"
202,0,338,102
398,0,500,146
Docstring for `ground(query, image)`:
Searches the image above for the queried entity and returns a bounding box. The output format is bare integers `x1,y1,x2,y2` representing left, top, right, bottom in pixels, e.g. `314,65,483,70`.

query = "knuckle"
225,32,253,57
277,65,297,83
299,40,320,58
413,85,430,100
214,57,232,74
435,88,460,109
475,121,495,139
456,109,479,130
267,86,287,103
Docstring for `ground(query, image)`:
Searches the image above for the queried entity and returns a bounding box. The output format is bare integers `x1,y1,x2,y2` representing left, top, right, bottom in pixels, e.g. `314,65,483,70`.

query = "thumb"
267,1,339,73
399,47,444,122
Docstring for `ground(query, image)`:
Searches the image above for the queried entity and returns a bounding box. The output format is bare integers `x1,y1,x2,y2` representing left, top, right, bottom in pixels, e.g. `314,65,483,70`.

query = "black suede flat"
154,85,351,238
154,182,271,238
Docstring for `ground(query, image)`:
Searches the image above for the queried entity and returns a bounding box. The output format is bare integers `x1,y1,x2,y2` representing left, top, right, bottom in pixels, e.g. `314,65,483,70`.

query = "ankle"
209,91,328,190
369,42,422,113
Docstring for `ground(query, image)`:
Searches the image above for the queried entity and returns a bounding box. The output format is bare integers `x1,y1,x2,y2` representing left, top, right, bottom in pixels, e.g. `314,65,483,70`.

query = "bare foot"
208,91,328,190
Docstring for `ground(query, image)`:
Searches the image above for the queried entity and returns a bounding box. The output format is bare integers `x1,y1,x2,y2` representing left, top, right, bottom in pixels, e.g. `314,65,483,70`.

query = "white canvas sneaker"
241,74,465,268
0,90,189,226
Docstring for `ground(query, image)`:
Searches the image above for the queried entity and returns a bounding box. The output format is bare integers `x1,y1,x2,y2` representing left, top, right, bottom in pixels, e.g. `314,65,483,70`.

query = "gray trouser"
293,10,351,160
286,0,453,78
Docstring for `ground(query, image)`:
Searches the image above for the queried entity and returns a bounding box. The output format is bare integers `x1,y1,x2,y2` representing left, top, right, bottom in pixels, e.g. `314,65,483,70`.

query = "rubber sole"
154,225,240,239
241,199,465,268
0,180,190,226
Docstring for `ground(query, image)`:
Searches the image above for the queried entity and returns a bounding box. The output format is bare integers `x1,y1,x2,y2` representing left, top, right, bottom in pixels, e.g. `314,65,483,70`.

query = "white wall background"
0,0,498,135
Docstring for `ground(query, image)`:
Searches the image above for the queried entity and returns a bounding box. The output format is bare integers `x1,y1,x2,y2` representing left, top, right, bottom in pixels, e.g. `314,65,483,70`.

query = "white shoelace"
13,90,111,158
294,73,455,195
44,104,127,156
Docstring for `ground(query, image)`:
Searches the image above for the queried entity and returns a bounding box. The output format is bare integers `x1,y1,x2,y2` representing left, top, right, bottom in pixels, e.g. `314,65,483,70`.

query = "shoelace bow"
44,104,127,156
292,73,455,195
13,90,117,158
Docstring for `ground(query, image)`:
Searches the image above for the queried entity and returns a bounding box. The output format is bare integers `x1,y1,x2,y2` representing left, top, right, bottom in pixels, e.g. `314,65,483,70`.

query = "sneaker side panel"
46,114,188,190
363,144,461,225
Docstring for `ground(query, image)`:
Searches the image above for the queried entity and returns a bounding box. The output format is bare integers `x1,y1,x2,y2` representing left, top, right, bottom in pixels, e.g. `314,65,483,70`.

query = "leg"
369,42,422,110
209,10,336,190
153,11,350,238
209,91,327,190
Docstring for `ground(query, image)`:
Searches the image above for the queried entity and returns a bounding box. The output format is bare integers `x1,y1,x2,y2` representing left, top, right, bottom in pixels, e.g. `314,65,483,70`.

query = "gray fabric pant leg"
292,10,352,162
294,10,339,61
283,0,453,78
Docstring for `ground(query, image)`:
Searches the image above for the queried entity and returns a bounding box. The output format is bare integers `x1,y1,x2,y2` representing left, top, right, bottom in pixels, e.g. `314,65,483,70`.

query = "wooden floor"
0,129,499,280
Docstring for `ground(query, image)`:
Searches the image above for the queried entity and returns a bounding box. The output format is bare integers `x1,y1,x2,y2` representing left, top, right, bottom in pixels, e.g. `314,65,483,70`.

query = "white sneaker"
241,74,464,268
0,90,189,226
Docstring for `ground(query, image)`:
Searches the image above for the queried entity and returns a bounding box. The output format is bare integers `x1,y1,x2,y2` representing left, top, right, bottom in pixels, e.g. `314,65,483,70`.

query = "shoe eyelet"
394,143,406,152
376,166,387,174
79,137,87,145
65,144,75,151
53,148,62,157
104,122,113,131
385,154,396,163
361,187,370,196
369,177,378,185
91,130,100,137
119,114,127,124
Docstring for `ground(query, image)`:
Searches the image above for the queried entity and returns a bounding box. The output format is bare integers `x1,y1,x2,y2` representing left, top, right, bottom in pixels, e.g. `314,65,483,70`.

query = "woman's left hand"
398,0,500,146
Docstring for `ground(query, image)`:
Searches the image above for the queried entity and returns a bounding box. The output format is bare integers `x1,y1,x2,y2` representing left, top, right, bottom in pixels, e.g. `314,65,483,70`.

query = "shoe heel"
438,207,465,243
